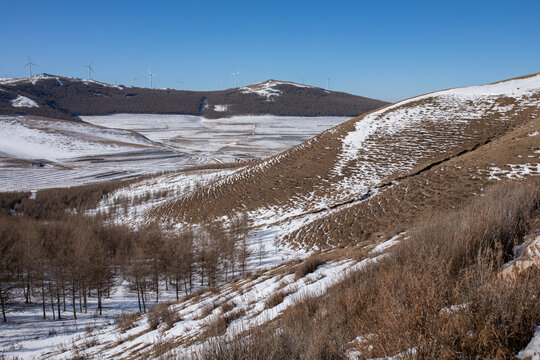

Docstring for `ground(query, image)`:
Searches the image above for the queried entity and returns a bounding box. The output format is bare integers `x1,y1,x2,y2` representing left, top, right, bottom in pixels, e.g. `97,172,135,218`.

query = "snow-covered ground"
239,80,313,100
517,325,540,360
1,255,385,359
0,116,154,161
1,114,347,191
9,95,38,108
0,281,174,359
484,163,540,180
82,114,348,160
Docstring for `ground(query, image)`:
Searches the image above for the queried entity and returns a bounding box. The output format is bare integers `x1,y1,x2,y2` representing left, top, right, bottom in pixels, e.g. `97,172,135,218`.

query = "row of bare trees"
0,203,253,321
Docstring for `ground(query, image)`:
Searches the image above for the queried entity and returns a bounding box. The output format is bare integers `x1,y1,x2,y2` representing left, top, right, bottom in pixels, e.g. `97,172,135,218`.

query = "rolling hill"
152,73,540,248
0,75,388,120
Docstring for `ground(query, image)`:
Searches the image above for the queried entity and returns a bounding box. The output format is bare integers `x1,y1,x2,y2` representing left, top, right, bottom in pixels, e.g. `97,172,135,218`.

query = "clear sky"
1,0,539,102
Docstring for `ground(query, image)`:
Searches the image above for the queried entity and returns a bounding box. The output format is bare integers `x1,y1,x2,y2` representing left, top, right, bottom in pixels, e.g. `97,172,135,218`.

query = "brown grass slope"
153,73,540,244
286,114,540,248
195,179,540,360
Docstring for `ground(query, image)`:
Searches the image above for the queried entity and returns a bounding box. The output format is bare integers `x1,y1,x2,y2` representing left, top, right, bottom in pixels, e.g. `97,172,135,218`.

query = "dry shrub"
294,255,325,280
115,311,140,332
203,316,227,339
224,308,246,324
147,302,181,330
346,179,540,358
201,302,218,318
204,307,247,340
221,301,235,314
195,179,540,360
265,290,290,309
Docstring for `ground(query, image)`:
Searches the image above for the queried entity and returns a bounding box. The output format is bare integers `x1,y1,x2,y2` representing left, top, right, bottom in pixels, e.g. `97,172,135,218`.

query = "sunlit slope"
154,73,540,245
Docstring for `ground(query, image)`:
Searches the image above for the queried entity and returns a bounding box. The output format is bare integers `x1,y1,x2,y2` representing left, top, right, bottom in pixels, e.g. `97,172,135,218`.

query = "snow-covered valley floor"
0,114,348,191
82,114,348,161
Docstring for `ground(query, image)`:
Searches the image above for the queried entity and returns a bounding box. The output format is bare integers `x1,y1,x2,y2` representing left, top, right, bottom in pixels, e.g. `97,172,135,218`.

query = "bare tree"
232,213,251,277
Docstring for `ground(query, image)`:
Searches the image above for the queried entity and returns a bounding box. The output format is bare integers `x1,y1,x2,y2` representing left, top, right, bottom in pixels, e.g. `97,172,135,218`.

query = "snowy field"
0,114,348,191
82,114,348,160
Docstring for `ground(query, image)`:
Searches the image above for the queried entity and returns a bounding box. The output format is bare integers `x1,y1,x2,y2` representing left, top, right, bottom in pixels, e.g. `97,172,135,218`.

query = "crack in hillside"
260,137,495,230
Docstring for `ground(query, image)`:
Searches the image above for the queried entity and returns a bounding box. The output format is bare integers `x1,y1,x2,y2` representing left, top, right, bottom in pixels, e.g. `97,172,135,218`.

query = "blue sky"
1,0,539,102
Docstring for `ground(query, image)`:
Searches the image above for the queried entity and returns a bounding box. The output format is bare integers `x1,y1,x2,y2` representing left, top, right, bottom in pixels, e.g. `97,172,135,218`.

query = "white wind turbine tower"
148,70,156,88
82,62,94,80
132,75,138,86
25,56,37,77
232,70,241,88
178,77,184,90
327,77,332,91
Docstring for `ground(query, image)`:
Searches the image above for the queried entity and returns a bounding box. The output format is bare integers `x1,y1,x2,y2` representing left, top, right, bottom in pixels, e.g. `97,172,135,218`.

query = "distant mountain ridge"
0,74,388,120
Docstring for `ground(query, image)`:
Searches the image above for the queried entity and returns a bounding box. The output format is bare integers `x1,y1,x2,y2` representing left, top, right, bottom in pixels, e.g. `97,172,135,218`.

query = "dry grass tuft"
147,302,181,330
265,290,291,309
294,255,325,280
115,311,141,333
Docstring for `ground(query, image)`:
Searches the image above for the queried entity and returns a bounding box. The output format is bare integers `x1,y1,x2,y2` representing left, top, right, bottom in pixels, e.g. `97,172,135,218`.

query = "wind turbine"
82,62,94,80
148,70,156,88
327,77,332,91
132,75,138,86
178,77,184,90
232,70,241,88
25,56,37,77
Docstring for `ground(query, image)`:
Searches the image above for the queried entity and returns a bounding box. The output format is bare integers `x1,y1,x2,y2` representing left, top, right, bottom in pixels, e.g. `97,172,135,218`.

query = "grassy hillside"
196,179,540,360
153,73,540,248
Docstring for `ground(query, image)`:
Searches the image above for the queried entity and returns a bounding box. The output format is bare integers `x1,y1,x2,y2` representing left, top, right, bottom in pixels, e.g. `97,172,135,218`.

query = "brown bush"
294,255,325,280
265,290,291,309
202,308,247,341
221,302,235,314
147,302,181,330
115,311,141,333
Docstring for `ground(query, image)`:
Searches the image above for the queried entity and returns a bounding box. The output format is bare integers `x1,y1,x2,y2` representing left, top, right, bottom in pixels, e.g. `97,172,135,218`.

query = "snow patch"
213,104,229,112
240,80,313,100
369,233,405,255
517,325,540,359
9,95,38,108
485,163,540,180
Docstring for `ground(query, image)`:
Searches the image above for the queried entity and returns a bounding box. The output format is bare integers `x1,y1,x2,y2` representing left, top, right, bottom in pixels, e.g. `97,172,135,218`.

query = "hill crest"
0,74,388,120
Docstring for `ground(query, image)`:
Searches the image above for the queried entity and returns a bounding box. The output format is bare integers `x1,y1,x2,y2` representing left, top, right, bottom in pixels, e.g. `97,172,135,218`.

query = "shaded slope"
0,75,387,120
